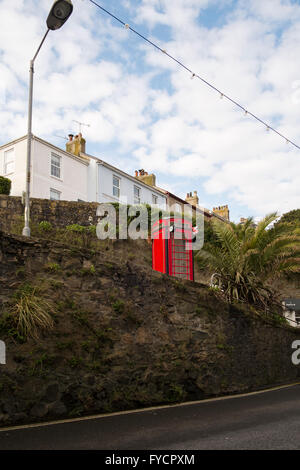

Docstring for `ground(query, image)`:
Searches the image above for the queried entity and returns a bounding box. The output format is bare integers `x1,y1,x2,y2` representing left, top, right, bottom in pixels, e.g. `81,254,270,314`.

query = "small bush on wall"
0,176,11,195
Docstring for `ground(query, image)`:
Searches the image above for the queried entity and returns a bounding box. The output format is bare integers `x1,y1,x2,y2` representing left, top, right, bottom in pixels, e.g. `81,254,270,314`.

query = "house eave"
0,135,27,150
82,155,167,198
33,136,90,166
0,135,90,166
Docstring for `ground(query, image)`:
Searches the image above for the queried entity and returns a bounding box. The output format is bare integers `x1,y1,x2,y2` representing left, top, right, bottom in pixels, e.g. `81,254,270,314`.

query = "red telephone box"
152,217,194,281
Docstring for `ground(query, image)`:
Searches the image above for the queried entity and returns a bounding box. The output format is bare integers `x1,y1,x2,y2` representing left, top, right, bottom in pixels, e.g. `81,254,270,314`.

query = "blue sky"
1,0,300,221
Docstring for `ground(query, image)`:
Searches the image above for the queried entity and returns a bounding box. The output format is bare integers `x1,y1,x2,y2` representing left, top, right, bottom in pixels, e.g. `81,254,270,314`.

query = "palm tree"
196,212,300,312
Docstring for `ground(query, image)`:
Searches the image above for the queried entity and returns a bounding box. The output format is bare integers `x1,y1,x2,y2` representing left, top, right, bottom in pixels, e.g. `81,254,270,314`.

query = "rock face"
0,230,299,427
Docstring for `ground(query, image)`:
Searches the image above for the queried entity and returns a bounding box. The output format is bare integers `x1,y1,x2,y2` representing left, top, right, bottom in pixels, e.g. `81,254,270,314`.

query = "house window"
51,153,61,179
50,188,61,201
4,148,14,174
152,194,158,205
113,175,120,198
134,186,141,204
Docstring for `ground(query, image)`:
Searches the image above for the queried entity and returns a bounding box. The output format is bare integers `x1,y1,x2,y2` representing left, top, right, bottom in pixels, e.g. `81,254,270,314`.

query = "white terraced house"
0,133,167,209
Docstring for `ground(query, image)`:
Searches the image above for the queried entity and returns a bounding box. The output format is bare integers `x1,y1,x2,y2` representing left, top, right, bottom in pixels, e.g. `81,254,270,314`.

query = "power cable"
88,0,300,151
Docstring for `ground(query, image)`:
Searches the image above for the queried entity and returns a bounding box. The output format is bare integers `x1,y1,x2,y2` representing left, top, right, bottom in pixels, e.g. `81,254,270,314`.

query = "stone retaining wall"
0,195,99,232
0,230,299,426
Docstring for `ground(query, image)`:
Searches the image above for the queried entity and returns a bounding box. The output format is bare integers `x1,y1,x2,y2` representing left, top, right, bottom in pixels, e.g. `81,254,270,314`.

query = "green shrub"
112,299,125,314
86,225,96,235
39,221,52,232
66,224,86,233
196,212,300,312
0,176,11,195
80,264,96,276
64,224,97,249
44,262,61,273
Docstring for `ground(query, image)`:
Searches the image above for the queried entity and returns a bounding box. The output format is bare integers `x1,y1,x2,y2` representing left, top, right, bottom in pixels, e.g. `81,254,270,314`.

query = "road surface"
0,384,300,450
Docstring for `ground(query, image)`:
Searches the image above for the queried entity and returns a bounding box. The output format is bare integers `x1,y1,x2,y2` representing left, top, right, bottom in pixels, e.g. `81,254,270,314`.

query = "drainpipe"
96,161,104,203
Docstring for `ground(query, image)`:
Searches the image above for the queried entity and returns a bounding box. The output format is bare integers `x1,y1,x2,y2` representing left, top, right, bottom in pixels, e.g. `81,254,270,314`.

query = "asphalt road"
1,384,300,450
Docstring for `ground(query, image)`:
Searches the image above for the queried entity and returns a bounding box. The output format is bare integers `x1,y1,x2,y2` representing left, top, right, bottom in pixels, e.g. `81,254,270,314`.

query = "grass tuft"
10,284,55,339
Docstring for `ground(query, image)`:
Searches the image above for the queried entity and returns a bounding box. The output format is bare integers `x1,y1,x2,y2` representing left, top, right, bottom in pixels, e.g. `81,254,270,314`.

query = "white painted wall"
0,136,167,208
0,137,88,201
31,139,88,201
0,138,27,196
97,163,167,209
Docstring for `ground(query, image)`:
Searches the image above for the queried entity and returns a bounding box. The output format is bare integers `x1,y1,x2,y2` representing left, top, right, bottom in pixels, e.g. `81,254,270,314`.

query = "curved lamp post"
22,0,73,237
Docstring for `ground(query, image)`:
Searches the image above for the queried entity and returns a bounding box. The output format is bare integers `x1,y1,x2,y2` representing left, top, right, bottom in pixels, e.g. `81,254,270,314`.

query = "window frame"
174,203,181,214
50,188,61,201
3,148,15,175
50,152,62,180
112,175,120,199
152,194,158,205
134,185,141,204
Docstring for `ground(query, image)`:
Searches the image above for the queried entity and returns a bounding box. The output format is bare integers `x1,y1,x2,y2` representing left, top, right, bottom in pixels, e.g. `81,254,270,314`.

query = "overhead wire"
88,0,300,151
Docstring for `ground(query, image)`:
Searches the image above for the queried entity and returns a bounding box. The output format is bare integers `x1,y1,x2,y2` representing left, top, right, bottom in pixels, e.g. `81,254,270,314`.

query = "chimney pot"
66,133,86,156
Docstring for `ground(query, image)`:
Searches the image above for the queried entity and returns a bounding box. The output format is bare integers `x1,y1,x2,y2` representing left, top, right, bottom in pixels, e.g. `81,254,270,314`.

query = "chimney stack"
135,169,156,187
66,132,86,156
212,205,230,221
185,190,199,207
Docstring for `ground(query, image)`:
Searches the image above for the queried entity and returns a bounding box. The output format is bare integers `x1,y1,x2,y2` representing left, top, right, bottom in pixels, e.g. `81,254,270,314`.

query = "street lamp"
22,0,73,237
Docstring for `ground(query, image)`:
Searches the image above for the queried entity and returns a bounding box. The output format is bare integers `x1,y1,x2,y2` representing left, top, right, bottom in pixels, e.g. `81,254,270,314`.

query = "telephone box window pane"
171,239,189,279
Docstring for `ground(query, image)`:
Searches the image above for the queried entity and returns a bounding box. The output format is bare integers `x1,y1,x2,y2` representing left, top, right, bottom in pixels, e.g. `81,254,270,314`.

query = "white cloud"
131,0,300,216
135,0,212,29
0,0,300,219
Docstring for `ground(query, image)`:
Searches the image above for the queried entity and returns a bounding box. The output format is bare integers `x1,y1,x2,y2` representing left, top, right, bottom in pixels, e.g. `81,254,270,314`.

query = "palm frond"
201,211,300,312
